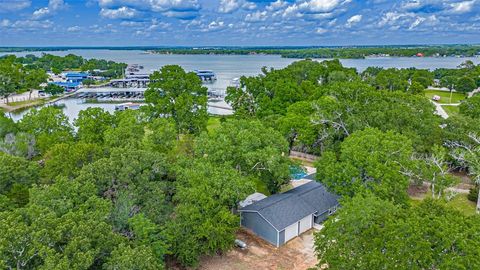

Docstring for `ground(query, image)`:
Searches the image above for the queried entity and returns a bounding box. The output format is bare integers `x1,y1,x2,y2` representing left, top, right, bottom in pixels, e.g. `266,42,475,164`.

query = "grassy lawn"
424,90,466,104
447,193,477,216
442,105,460,117
410,192,476,216
207,116,221,133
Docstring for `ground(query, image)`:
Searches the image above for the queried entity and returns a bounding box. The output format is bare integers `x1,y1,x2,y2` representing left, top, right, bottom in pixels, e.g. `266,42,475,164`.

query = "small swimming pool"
290,165,307,180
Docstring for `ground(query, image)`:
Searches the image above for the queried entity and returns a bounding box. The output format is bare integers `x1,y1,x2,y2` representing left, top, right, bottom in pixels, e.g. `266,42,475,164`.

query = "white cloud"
67,26,82,32
97,0,201,19
33,8,51,19
218,0,241,13
0,0,30,12
379,11,438,31
245,10,267,22
316,27,327,34
49,0,66,10
266,0,287,11
32,0,66,19
201,20,227,32
298,0,342,13
100,6,139,19
97,0,200,12
9,19,54,30
242,1,256,10
346,14,362,27
450,0,476,14
0,19,10,27
120,21,143,27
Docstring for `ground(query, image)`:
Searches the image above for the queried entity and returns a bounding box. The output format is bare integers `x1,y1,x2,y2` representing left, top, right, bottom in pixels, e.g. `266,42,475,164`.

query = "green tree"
167,161,253,267
195,119,290,194
104,243,163,270
409,145,456,199
104,110,146,148
18,106,74,154
0,112,17,138
315,194,480,269
440,75,457,90
452,133,480,213
0,178,122,269
0,132,36,159
0,152,39,207
459,95,480,118
42,142,104,182
76,148,172,226
0,56,23,103
145,65,208,135
407,81,425,94
316,128,414,204
142,118,177,154
456,76,477,93
43,83,65,95
74,107,114,143
225,59,354,117
24,68,47,99
374,68,409,92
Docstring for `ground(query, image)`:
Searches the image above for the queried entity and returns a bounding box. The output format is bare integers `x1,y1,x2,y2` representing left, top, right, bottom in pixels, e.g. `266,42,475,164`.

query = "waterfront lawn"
442,105,460,117
424,90,466,104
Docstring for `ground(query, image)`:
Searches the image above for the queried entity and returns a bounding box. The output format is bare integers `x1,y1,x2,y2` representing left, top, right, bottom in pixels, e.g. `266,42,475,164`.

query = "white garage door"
299,215,312,234
284,222,298,243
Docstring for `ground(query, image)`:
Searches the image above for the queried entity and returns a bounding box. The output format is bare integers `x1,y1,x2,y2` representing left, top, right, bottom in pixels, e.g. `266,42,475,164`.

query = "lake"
3,50,480,122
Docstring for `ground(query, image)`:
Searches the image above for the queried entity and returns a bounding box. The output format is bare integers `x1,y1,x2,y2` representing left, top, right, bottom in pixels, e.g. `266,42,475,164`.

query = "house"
239,178,339,247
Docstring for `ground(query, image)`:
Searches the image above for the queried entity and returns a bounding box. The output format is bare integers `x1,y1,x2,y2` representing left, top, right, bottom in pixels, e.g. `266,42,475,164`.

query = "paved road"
468,87,480,98
430,100,449,119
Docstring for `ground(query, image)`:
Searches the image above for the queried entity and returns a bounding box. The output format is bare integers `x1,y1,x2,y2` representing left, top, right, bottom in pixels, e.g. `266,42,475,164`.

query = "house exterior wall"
279,230,285,246
314,204,340,224
240,212,278,246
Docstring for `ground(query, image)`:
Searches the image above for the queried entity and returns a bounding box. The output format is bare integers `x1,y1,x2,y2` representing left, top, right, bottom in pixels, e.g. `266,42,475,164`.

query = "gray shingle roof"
239,179,338,231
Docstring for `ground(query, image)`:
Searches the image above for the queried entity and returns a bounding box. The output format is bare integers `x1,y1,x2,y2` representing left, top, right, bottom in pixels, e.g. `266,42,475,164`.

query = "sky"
0,0,480,46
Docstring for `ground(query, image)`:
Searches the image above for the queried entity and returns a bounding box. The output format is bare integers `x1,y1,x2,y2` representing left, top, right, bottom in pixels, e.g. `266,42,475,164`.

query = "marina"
4,51,480,124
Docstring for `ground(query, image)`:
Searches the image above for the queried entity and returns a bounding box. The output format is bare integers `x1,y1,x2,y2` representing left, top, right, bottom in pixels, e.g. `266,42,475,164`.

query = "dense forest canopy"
1,57,480,269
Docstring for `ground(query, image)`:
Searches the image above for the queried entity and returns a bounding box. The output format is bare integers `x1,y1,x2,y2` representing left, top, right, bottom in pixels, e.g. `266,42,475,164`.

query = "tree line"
0,65,291,269
225,59,480,269
151,44,480,59
1,58,480,269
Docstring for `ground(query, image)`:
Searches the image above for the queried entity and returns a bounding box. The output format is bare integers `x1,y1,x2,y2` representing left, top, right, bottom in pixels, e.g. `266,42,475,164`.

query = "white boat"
115,102,143,111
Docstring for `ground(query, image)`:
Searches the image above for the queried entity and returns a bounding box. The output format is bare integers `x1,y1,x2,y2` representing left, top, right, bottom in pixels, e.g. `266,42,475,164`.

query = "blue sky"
0,0,479,46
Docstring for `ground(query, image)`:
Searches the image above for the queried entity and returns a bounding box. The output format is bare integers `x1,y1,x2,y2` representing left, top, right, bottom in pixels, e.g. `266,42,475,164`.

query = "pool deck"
291,166,316,188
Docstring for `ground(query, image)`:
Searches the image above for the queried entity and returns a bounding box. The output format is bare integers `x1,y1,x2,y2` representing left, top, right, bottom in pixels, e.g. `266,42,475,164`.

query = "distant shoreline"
2,44,479,59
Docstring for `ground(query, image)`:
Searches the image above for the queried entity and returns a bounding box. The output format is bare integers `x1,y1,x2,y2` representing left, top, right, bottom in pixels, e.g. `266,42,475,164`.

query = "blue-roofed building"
51,82,80,92
238,177,339,247
64,72,88,83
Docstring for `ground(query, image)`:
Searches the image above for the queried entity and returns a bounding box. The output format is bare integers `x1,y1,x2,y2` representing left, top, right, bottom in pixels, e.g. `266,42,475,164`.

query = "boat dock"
73,87,225,101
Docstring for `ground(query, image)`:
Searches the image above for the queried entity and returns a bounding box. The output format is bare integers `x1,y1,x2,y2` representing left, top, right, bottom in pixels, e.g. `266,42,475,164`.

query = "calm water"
4,50,480,122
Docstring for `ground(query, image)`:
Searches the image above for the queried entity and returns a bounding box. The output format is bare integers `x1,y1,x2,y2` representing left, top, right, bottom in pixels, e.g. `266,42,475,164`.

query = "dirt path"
198,229,317,270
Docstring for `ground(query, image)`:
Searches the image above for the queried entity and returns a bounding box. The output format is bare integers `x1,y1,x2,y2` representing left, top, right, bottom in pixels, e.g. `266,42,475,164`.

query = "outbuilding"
239,179,339,247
